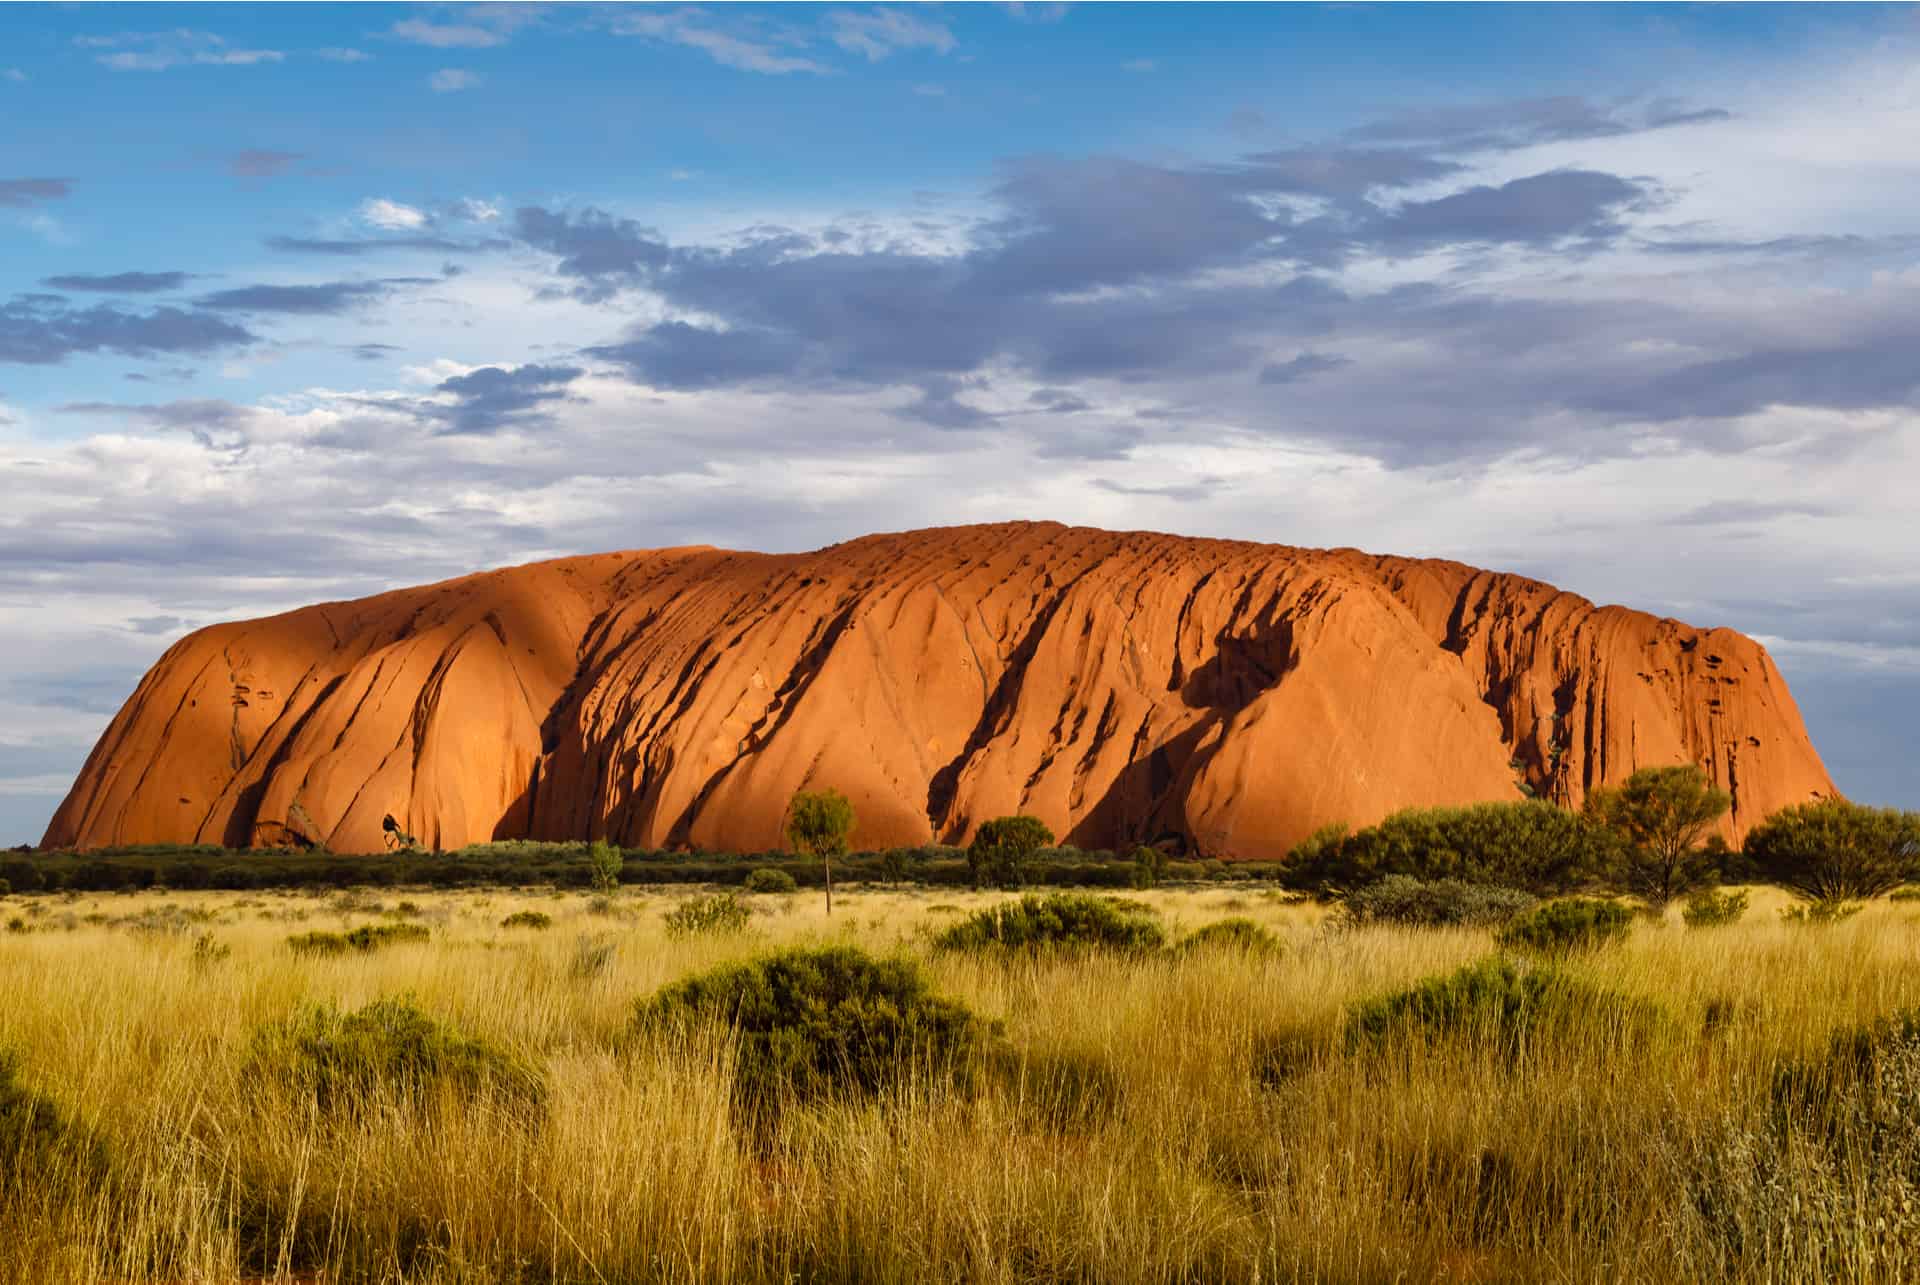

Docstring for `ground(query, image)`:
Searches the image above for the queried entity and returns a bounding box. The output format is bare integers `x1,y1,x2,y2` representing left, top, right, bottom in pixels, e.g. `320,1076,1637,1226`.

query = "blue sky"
4,2,1919,843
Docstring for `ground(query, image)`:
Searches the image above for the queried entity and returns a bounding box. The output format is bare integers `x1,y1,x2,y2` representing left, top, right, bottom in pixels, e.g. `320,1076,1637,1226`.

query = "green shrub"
932,893,1165,954
1780,900,1862,927
190,932,231,967
631,946,991,1108
587,840,624,894
968,815,1056,890
286,922,430,955
1681,887,1750,928
1338,875,1536,929
1282,801,1612,896
743,868,799,894
663,892,751,938
1583,765,1731,905
1746,800,1920,902
500,910,553,930
1176,917,1281,956
1890,886,1920,903
1345,956,1661,1054
246,997,544,1115
1494,898,1632,956
0,1048,107,1194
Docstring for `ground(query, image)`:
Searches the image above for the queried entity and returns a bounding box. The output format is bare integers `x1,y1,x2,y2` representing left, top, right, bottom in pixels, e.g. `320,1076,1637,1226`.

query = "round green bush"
1680,888,1749,928
932,893,1165,954
631,945,992,1107
663,892,751,937
1176,917,1282,956
500,910,553,930
1494,898,1632,956
743,867,799,894
1344,956,1664,1055
968,815,1056,890
245,997,545,1115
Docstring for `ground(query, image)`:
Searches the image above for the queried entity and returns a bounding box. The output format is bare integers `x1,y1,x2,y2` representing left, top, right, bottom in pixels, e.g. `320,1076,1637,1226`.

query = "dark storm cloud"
0,178,72,207
894,376,996,430
0,296,254,365
195,279,418,314
1379,170,1655,249
1575,324,1920,422
39,271,193,294
429,363,584,434
1027,387,1091,413
513,205,671,300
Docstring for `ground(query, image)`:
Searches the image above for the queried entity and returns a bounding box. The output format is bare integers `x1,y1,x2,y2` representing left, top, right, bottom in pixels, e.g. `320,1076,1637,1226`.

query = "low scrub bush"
1780,900,1862,927
932,893,1165,954
1338,875,1535,929
1681,887,1750,928
968,815,1056,890
1176,917,1282,956
499,910,552,930
743,867,798,894
631,946,992,1108
1495,898,1632,956
1344,956,1663,1055
0,1048,107,1195
568,933,617,981
286,922,430,956
245,997,545,1115
663,892,751,938
1282,801,1612,896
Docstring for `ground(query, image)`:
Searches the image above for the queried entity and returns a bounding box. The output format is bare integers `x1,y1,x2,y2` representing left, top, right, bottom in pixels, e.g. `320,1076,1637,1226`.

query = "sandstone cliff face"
43,523,1836,856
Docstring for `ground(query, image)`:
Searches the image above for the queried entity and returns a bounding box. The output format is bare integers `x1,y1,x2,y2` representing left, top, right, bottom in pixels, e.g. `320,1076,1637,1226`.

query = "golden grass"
0,882,1917,1282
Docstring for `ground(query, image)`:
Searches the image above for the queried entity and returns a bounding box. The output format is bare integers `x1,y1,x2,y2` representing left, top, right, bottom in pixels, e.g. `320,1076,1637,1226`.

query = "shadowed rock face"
42,523,1835,856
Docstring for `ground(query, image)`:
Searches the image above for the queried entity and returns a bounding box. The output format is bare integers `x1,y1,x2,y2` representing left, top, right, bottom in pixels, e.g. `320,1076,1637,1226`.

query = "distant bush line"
1,844,1279,894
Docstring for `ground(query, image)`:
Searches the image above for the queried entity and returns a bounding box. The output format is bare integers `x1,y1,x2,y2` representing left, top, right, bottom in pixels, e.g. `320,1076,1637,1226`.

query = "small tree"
1744,799,1920,902
1583,765,1730,906
968,815,1055,890
786,789,855,915
587,839,623,894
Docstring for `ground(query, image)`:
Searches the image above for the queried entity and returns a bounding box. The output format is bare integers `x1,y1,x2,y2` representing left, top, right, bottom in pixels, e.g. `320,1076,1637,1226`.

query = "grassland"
2,882,1918,1282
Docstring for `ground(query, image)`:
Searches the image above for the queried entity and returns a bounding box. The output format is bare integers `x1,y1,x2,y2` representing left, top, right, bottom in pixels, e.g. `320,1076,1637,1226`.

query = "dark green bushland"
1680,888,1750,928
1282,801,1613,896
287,922,431,955
1176,917,1282,956
663,892,752,937
1338,875,1536,929
743,868,798,894
499,910,552,930
631,946,991,1109
932,893,1165,955
0,1048,107,1197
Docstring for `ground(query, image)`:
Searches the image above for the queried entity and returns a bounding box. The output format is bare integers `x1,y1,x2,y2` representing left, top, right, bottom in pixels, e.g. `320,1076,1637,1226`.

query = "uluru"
42,522,1835,857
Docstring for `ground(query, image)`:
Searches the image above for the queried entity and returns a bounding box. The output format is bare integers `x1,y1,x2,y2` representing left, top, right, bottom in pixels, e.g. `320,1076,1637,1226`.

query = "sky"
3,2,1919,845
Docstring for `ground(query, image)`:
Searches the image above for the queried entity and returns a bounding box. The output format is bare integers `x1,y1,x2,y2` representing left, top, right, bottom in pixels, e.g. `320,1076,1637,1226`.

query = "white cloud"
828,8,956,61
390,19,506,49
316,47,371,63
359,197,429,230
614,10,831,75
79,31,284,71
429,68,484,93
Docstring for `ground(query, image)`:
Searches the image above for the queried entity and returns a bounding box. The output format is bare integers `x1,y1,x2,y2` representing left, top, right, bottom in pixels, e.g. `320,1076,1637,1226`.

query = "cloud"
266,234,507,256
1347,94,1732,154
390,19,506,49
613,9,831,75
0,296,254,365
39,272,192,294
194,280,402,315
360,198,430,231
125,614,190,635
430,68,484,92
79,30,284,71
1027,387,1091,414
1379,169,1656,250
0,178,72,208
315,47,371,63
1258,352,1352,384
513,206,672,299
350,343,402,361
429,363,584,433
229,149,303,178
828,8,956,61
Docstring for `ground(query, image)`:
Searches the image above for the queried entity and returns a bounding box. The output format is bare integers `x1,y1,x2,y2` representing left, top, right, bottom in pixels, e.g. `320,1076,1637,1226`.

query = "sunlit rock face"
44,522,1835,856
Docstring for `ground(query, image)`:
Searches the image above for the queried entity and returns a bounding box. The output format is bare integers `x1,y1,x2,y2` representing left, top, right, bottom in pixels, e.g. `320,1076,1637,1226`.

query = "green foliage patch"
932,893,1165,955
1745,800,1920,903
1680,888,1750,928
1494,898,1632,956
968,815,1057,890
1338,875,1536,929
1344,956,1663,1055
1176,917,1282,956
287,922,431,955
631,946,991,1108
743,867,798,894
499,910,552,930
245,997,545,1115
663,892,752,938
1282,801,1611,896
